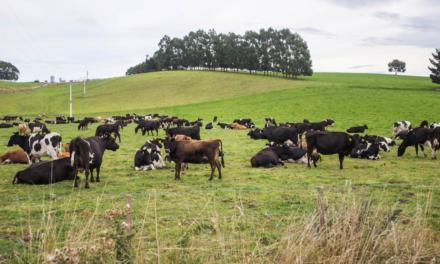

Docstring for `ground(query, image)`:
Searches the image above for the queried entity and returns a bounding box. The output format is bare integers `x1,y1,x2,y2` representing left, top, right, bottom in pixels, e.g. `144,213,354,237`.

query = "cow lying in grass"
134,139,165,171
0,149,29,164
13,157,75,185
164,137,224,180
250,144,320,168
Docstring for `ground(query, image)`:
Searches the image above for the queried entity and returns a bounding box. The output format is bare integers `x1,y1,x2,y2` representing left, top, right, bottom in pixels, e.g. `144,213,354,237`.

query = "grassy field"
0,71,439,262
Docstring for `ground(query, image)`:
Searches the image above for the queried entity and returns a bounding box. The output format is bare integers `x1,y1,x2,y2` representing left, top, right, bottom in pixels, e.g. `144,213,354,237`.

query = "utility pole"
69,81,73,118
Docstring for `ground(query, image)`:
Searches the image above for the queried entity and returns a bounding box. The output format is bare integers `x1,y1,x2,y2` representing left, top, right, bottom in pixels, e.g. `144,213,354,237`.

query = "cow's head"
103,136,119,151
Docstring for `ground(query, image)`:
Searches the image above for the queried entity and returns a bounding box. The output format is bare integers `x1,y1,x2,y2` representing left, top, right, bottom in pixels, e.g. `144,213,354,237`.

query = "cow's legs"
415,145,419,156
74,170,79,187
420,144,426,157
175,162,181,180
84,169,90,189
307,148,312,168
209,161,215,180
96,166,101,182
338,153,345,170
90,168,95,182
216,160,222,179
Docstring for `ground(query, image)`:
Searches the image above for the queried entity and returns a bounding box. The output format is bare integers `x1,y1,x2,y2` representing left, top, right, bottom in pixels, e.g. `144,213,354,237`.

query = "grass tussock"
278,188,440,264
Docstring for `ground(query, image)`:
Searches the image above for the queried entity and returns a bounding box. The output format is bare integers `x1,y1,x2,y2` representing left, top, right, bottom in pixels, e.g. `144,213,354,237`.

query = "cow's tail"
219,140,225,168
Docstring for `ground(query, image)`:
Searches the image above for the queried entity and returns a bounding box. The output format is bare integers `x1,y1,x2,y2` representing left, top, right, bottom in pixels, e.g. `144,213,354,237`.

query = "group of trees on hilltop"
0,60,20,80
126,28,313,78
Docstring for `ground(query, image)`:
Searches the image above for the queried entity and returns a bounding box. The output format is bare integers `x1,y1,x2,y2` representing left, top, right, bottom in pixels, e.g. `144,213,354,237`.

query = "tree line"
126,28,313,78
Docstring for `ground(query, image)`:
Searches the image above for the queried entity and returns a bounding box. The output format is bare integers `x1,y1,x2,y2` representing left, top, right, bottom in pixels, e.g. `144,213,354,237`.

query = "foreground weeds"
3,185,439,264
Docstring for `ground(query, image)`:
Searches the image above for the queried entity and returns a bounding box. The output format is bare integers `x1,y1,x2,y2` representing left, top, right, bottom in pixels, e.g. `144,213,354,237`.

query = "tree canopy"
428,48,440,85
127,28,313,79
0,60,20,80
388,59,406,75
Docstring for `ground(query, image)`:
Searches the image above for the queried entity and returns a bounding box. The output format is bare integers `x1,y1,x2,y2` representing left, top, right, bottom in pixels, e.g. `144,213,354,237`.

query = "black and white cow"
264,117,277,128
28,122,50,134
430,122,440,129
7,132,62,163
12,157,75,185
70,136,119,188
350,137,390,160
397,127,434,158
134,139,165,170
393,121,411,138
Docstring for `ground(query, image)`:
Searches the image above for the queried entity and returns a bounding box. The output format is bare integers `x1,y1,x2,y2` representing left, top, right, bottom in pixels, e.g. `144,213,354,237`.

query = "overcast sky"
2,0,439,81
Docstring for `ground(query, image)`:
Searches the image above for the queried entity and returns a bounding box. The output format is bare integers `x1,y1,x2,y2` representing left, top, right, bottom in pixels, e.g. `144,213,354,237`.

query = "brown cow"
230,123,248,130
63,143,70,153
164,138,225,180
0,149,29,164
174,134,192,141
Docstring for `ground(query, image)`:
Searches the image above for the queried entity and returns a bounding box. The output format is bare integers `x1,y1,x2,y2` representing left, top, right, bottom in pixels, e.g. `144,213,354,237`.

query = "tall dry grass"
277,188,440,264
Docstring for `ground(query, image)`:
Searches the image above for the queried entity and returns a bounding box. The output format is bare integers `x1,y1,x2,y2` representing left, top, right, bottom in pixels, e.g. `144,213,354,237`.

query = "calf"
397,127,434,158
165,126,201,140
70,136,119,188
164,138,224,180
13,157,75,185
306,131,358,169
7,132,62,163
347,125,368,133
0,149,29,164
95,124,121,142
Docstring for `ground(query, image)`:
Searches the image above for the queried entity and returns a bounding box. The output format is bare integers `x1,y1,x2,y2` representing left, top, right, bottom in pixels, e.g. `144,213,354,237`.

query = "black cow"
95,124,121,142
78,119,90,130
135,120,161,136
217,123,230,129
70,136,119,188
205,122,213,129
306,131,358,169
347,125,368,133
306,119,335,131
165,126,201,140
250,147,284,168
13,157,75,185
0,123,13,128
397,127,434,158
262,126,298,145
247,128,265,139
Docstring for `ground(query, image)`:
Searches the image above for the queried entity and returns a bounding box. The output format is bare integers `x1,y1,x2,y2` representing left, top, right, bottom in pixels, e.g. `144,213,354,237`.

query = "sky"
1,0,439,81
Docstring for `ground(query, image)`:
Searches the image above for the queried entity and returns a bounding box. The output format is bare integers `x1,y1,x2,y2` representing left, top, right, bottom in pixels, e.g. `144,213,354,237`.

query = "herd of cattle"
0,114,439,188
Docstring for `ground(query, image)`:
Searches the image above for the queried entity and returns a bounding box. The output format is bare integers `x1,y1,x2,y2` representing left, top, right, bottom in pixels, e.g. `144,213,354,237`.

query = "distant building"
50,75,55,83
59,77,65,83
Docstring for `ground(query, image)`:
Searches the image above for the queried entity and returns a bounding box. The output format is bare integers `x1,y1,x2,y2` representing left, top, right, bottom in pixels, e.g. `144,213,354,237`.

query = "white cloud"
0,0,438,81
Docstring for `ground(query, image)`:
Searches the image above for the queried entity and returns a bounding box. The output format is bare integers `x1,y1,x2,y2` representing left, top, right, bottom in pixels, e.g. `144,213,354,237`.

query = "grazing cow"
264,117,277,128
0,123,13,128
306,131,359,169
164,138,224,180
262,126,299,145
95,124,121,142
347,125,368,133
393,121,411,138
134,139,165,170
230,123,248,130
165,126,201,140
205,122,213,129
28,122,50,134
397,127,434,158
7,132,62,163
134,120,161,136
70,136,119,188
0,149,29,164
13,157,75,185
248,128,265,139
